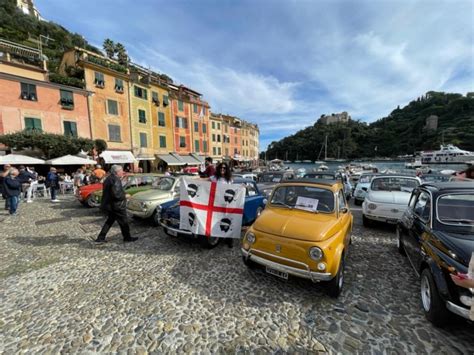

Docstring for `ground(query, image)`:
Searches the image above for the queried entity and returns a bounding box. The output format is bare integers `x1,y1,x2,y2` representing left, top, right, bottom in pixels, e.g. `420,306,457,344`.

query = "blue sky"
37,0,474,150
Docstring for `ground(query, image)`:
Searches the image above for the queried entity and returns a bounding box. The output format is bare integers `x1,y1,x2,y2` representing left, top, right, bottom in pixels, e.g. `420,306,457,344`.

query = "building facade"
209,113,223,162
60,48,132,152
319,111,351,125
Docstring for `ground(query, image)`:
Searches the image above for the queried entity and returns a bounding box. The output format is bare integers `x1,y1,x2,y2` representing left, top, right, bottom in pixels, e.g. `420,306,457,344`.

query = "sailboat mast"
324,135,328,161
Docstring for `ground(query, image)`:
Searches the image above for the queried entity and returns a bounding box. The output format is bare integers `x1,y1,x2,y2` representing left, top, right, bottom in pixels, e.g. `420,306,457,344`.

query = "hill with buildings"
266,91,474,160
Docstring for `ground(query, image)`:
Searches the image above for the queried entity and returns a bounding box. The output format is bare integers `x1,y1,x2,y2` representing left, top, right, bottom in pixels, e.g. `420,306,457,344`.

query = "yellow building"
209,113,223,162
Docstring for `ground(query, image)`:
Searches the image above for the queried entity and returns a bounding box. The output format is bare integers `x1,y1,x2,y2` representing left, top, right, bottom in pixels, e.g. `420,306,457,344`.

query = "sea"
284,160,469,175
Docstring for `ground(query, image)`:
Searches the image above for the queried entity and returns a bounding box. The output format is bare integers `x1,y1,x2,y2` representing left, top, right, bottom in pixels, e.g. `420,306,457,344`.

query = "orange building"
59,48,132,151
189,95,210,156
0,42,91,139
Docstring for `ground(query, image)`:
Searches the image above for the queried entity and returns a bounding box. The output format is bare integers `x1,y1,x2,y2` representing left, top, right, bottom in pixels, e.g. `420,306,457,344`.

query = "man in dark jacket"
0,164,11,210
3,168,21,215
95,165,138,243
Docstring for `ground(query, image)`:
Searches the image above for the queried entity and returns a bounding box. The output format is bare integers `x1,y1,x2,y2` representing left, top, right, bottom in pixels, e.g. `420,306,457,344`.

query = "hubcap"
421,275,431,312
338,263,344,289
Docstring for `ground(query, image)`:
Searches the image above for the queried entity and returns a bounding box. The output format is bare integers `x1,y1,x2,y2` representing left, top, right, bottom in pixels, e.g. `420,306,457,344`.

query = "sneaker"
94,238,107,244
51,199,60,203
123,237,138,243
26,200,33,203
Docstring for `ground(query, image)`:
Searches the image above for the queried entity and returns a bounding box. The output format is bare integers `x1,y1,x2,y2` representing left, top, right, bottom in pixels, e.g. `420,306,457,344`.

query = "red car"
76,183,103,207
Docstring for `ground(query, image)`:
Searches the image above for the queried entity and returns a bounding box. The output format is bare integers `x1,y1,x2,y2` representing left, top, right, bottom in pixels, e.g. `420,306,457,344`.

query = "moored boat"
421,144,474,164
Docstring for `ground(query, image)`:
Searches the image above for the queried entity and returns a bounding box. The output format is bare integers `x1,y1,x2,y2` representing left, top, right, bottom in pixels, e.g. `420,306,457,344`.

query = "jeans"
50,187,57,200
26,181,37,201
8,196,19,215
98,210,131,241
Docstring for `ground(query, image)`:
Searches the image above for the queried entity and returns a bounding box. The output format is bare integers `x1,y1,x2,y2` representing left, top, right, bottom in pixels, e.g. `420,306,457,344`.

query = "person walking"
95,165,138,244
200,157,216,178
46,167,60,202
0,164,11,210
3,168,21,215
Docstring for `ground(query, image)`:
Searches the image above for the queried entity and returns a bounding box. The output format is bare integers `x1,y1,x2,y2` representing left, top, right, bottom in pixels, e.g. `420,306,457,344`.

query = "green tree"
103,38,115,59
115,42,129,66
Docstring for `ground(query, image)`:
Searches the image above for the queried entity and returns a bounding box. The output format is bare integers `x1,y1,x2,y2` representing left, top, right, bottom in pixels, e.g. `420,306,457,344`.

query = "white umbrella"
46,154,97,165
0,154,45,165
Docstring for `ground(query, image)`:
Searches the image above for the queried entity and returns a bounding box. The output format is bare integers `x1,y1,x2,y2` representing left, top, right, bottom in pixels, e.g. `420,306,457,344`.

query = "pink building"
0,71,91,138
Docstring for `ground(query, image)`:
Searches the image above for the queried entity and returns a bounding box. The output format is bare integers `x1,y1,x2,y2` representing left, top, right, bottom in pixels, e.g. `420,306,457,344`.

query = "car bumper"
364,213,400,224
127,209,153,218
446,301,471,320
159,219,193,236
241,248,332,282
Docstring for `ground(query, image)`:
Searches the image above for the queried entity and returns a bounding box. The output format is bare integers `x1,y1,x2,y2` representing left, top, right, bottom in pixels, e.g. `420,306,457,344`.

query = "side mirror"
362,187,368,192
340,207,349,214
263,198,268,205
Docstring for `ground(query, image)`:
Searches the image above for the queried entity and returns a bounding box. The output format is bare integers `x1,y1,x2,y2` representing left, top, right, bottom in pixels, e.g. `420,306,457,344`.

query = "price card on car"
266,266,288,280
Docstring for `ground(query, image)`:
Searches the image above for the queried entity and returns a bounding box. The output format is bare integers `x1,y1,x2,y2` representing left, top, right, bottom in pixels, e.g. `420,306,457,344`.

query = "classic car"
126,176,183,224
233,173,258,182
76,182,103,207
353,173,380,206
304,171,352,201
241,179,353,297
159,179,266,248
257,170,296,199
362,175,421,227
89,174,161,207
397,182,474,326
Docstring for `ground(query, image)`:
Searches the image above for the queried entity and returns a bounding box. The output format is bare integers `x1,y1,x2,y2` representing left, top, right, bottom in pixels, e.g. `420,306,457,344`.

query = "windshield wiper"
442,218,474,224
272,201,292,209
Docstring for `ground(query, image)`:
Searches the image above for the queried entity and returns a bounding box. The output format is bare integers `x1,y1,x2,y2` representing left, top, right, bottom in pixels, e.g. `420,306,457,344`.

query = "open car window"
437,193,474,226
245,183,257,196
413,191,431,221
371,177,419,192
270,185,334,213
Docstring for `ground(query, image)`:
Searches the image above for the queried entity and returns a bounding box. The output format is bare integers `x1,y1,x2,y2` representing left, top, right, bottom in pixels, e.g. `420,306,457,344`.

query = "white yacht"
421,144,474,164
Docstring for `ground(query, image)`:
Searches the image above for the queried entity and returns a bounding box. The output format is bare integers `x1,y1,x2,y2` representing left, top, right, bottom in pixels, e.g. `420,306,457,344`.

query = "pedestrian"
164,167,172,176
83,170,93,185
73,168,84,191
200,157,216,178
46,167,60,202
95,165,138,244
450,252,474,320
3,167,21,215
0,164,11,210
93,164,106,180
18,166,37,202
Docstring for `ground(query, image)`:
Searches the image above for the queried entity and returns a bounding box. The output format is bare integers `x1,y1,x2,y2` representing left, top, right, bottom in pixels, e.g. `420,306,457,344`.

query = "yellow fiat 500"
242,179,353,297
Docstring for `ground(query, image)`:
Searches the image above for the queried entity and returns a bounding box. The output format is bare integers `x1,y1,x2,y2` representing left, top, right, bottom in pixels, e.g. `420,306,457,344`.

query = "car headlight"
246,232,256,244
140,202,150,209
309,247,324,261
368,203,377,210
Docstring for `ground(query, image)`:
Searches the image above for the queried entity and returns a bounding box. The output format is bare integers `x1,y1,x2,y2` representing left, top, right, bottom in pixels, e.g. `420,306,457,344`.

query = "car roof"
233,178,256,184
279,179,342,191
421,181,474,191
372,174,418,178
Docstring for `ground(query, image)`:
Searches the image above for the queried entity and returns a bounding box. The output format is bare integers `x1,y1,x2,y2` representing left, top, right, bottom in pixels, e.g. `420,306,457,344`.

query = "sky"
37,0,474,150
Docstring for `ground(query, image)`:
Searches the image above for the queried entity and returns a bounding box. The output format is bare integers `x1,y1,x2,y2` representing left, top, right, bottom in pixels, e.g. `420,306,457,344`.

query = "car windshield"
125,175,159,188
261,173,283,183
305,174,336,180
152,177,175,191
359,175,375,183
437,193,474,226
270,185,334,213
371,177,419,192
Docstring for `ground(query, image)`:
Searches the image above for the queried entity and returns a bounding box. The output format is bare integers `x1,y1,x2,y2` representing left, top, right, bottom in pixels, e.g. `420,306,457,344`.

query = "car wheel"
362,214,372,227
151,209,160,227
242,256,257,269
420,268,451,326
85,195,95,208
396,227,406,256
354,199,362,206
200,235,220,249
327,256,345,298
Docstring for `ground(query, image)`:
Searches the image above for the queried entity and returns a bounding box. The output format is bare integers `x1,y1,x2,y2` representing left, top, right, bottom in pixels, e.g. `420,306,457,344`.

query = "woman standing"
4,168,21,215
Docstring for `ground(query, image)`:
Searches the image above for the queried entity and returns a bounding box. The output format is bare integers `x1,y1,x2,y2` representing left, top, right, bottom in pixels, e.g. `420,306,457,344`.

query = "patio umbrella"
45,154,97,165
0,154,45,165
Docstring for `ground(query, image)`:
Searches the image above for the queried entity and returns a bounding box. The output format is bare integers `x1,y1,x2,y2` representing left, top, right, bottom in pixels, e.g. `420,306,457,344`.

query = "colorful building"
59,48,132,152
209,113,223,161
0,41,91,141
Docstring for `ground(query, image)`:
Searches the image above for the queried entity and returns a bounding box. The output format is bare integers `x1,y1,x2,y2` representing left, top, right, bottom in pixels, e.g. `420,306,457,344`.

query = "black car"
303,171,352,201
257,170,295,198
397,182,474,326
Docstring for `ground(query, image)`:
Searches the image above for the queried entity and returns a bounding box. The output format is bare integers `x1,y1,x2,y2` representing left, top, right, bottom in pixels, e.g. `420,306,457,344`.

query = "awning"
178,154,201,165
156,153,183,166
0,154,45,165
100,150,136,164
46,154,97,165
136,154,156,161
190,153,205,163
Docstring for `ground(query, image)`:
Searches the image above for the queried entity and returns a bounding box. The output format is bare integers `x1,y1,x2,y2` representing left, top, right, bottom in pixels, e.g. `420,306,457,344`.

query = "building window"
107,99,119,115
224,125,228,133
202,107,207,115
139,133,147,147
212,121,215,129
193,103,198,113
24,117,42,131
178,100,184,111
212,134,216,142
217,135,221,142
217,123,221,130
179,136,186,148
152,91,160,106
202,123,207,133
115,78,124,93
63,121,77,137
195,140,200,152
60,90,74,109
225,148,229,156
108,124,121,142
159,135,166,148
234,148,238,155
203,140,208,152
163,95,169,106
175,116,187,129
213,147,216,155
20,83,37,101
134,86,148,100
194,121,199,132
138,109,147,123
94,72,105,87
218,147,221,155
158,112,165,127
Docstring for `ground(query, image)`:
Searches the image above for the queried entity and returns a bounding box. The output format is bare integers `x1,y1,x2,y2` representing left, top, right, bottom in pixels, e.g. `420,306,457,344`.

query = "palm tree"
115,43,129,66
103,38,115,59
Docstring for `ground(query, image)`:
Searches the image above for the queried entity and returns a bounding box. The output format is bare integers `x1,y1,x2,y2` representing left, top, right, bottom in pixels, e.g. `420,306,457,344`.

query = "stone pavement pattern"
0,196,473,353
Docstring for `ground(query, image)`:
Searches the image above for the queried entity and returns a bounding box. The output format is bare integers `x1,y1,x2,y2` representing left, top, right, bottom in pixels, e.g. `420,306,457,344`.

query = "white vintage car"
353,173,380,205
362,175,421,226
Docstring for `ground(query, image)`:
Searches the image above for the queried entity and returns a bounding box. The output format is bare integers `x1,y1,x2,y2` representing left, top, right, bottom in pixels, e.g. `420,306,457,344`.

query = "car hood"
431,230,474,267
367,191,411,204
131,189,173,201
253,207,339,242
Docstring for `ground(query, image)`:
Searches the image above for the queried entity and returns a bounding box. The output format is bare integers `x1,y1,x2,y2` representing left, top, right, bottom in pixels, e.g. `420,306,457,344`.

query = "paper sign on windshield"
295,197,319,212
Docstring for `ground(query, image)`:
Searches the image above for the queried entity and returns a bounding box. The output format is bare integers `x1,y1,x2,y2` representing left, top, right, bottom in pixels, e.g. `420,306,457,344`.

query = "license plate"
167,228,178,237
266,267,288,280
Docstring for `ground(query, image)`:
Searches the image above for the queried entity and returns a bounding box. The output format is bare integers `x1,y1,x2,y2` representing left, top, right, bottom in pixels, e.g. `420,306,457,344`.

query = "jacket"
100,174,126,212
3,176,21,197
46,172,59,188
18,170,36,184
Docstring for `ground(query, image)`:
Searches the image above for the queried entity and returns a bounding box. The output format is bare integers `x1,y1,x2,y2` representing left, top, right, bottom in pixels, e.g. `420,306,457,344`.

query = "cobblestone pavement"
0,195,473,354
